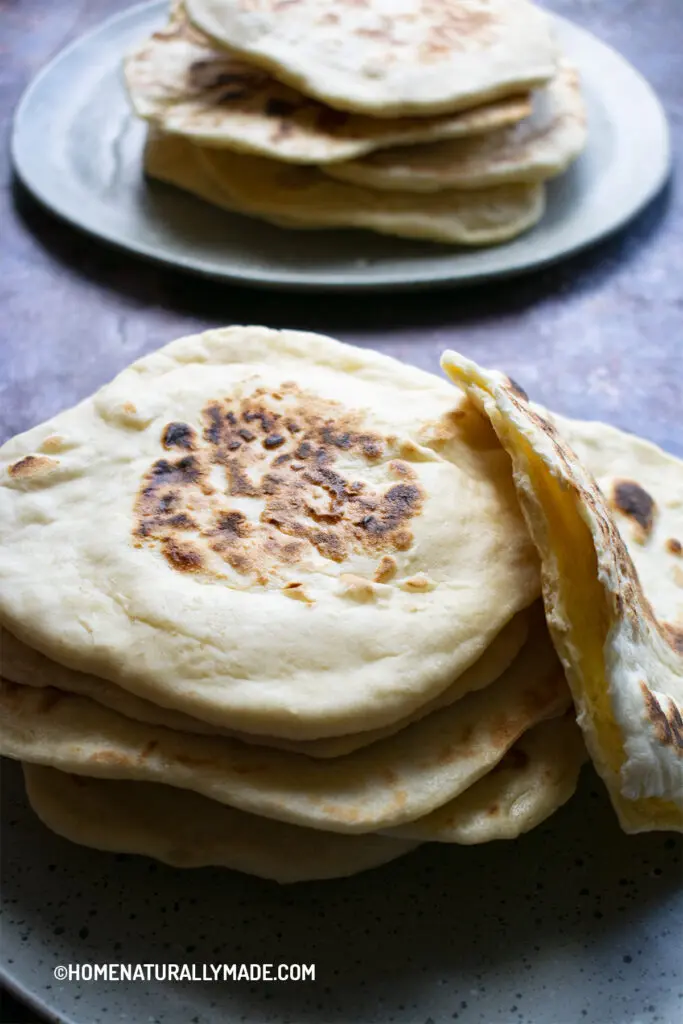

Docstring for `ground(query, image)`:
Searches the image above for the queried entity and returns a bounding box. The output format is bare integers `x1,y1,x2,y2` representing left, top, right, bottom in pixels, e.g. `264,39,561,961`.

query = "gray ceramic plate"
1,758,682,1024
10,2,671,291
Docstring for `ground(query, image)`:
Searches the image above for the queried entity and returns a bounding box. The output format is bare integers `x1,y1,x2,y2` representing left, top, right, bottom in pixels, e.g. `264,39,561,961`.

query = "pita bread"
0,618,571,834
185,0,557,116
325,63,586,192
125,4,532,164
441,351,683,834
386,712,587,842
146,130,546,245
0,610,529,758
21,714,585,873
22,764,418,882
0,328,540,740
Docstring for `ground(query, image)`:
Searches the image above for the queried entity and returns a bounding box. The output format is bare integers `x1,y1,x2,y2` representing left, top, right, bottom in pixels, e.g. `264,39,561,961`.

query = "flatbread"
441,351,683,833
21,714,585,872
22,764,418,882
385,712,587,842
0,609,529,759
146,130,546,245
0,618,571,834
0,328,540,739
125,4,532,164
324,63,586,192
185,0,557,116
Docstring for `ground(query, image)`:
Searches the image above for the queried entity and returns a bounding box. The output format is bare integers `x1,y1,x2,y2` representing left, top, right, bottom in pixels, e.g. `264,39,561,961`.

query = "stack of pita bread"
124,0,587,246
1,328,680,884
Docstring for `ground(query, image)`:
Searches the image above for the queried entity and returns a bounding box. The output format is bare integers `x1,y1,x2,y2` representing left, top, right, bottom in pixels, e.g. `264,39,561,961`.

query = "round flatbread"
0,328,540,739
22,764,419,882
0,609,529,758
0,619,571,834
145,129,547,246
124,4,533,164
385,712,587,842
185,0,558,116
324,63,586,192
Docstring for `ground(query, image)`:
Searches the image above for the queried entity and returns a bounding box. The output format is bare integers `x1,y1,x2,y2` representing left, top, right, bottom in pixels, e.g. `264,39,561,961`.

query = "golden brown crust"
8,455,60,479
133,385,425,586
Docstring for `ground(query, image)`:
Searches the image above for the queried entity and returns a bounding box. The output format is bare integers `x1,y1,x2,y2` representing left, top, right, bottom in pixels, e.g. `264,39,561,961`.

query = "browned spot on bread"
401,574,434,592
282,580,314,604
506,377,529,402
122,402,137,415
374,555,397,583
611,480,656,537
161,538,203,573
88,751,133,768
139,741,158,761
162,422,197,450
640,681,683,750
666,538,682,556
133,385,423,586
389,789,408,812
486,802,500,817
8,455,59,479
41,435,65,453
319,804,360,824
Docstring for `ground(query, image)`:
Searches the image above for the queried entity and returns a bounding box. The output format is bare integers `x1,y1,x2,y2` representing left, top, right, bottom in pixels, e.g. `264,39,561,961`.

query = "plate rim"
8,4,673,289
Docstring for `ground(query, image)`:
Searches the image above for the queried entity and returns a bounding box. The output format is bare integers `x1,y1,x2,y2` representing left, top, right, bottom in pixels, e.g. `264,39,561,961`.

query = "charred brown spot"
162,422,197,450
214,510,250,539
666,538,682,556
133,386,423,585
507,376,529,402
611,480,656,536
168,513,196,530
162,538,203,573
640,681,683,750
357,483,422,537
139,740,158,761
8,454,59,479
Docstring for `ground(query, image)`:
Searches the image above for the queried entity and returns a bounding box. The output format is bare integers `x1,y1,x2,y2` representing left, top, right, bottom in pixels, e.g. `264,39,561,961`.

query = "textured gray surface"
1,0,682,1022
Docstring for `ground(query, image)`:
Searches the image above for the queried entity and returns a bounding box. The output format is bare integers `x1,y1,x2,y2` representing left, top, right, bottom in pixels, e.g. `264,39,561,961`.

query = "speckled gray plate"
10,1,671,291
1,758,682,1024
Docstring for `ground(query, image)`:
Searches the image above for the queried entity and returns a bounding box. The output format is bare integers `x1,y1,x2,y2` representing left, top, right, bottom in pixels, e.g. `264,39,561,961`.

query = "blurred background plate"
10,1,671,292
